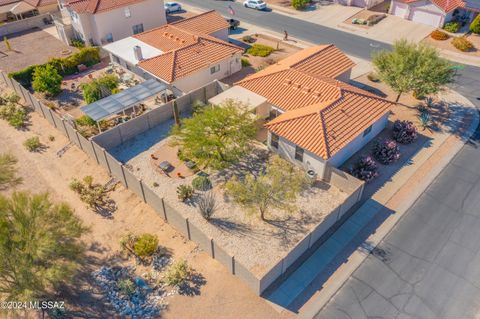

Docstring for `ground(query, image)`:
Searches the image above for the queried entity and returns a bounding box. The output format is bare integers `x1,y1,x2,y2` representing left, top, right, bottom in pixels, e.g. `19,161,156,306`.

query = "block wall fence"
1,72,364,295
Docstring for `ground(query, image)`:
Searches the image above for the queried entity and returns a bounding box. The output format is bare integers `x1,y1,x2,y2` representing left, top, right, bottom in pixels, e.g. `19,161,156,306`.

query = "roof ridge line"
171,9,216,25
289,44,333,68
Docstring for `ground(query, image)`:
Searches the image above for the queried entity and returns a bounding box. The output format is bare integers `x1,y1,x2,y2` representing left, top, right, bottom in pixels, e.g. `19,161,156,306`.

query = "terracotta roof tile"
171,10,229,35
23,0,57,7
134,25,198,51
66,0,144,14
400,0,465,12
237,45,395,160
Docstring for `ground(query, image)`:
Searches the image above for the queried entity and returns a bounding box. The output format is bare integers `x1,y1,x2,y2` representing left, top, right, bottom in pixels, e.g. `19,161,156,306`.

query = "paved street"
181,1,480,318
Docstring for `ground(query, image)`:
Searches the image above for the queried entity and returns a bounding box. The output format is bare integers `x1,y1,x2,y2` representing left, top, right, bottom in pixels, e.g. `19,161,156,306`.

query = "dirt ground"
0,86,288,319
423,33,480,57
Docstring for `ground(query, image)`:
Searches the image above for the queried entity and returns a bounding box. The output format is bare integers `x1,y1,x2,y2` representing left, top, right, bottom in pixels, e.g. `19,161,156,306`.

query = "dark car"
226,18,240,30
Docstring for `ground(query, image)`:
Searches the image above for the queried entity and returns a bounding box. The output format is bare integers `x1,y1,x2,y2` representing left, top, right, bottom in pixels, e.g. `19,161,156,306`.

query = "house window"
295,146,304,162
269,108,279,120
70,10,79,23
210,64,220,74
105,33,113,43
132,23,144,34
363,125,372,137
124,7,131,18
270,133,279,149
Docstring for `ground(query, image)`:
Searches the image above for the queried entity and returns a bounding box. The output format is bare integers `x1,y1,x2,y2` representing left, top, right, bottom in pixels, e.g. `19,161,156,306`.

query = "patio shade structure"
80,79,168,130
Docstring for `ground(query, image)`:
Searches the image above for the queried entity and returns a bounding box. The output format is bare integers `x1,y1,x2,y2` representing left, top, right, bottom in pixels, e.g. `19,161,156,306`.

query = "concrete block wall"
0,14,53,38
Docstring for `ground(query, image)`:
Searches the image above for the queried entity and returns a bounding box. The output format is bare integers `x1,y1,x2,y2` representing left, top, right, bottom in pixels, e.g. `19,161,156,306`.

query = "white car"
164,2,182,13
243,0,267,10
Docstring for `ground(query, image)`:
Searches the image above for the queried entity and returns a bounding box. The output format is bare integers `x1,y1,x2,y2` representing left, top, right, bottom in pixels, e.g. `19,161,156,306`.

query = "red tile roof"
66,0,144,14
171,10,230,35
400,0,465,12
23,0,57,7
237,45,395,160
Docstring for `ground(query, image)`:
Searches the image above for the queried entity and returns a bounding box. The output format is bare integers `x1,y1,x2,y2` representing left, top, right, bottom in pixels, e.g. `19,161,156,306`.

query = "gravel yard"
110,126,348,276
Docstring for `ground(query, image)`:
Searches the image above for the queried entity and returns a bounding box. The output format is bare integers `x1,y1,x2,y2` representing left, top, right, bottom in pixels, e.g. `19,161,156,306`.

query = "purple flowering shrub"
392,120,417,144
350,156,379,183
373,139,401,164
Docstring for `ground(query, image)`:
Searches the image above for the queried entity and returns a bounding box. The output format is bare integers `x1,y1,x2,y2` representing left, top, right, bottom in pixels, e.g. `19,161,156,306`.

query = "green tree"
225,155,308,221
69,175,115,212
372,39,455,102
0,192,87,301
170,100,257,169
0,153,22,190
32,64,62,96
291,0,309,10
470,15,480,34
81,75,119,104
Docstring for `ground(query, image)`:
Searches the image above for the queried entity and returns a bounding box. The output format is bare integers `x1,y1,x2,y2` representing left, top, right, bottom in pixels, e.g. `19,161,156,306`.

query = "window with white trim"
124,7,131,18
132,23,144,34
210,64,220,74
295,146,304,162
270,133,279,149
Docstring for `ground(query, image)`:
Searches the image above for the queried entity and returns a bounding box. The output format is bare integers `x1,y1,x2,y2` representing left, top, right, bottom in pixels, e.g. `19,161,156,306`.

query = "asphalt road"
180,1,480,318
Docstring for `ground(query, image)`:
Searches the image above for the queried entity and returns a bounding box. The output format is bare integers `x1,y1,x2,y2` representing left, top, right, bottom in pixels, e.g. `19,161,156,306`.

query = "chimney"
133,45,143,61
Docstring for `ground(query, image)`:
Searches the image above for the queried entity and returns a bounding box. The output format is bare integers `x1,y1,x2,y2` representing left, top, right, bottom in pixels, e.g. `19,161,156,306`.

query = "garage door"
409,8,442,27
392,2,408,17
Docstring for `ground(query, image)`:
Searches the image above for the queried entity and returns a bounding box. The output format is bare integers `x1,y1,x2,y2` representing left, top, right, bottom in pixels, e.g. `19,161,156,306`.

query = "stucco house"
56,0,166,46
0,0,57,21
103,11,243,94
390,0,479,27
212,45,395,179
335,0,384,9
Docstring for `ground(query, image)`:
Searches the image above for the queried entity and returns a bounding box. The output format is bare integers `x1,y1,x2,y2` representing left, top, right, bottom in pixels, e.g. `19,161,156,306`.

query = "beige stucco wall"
70,0,166,45
37,3,59,14
172,53,242,93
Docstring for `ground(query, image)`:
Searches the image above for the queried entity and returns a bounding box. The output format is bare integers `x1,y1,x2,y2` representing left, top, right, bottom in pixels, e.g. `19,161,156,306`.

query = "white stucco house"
0,0,58,22
390,0,479,27
211,45,395,180
56,0,166,46
103,11,243,94
336,0,384,9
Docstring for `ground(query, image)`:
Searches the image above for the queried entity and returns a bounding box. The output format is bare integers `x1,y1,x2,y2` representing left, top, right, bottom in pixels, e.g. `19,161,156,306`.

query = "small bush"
392,120,417,144
247,44,275,57
117,278,136,297
23,136,42,152
192,175,212,191
373,139,400,164
291,0,309,10
192,99,205,114
241,58,251,67
418,109,432,130
32,64,62,96
242,35,255,43
452,37,474,52
153,182,159,187
177,184,194,202
443,21,461,33
198,191,216,220
48,135,55,142
0,102,27,129
133,233,159,257
470,15,480,34
350,156,379,183
164,260,191,287
75,115,96,127
367,72,380,82
71,39,85,48
430,30,449,41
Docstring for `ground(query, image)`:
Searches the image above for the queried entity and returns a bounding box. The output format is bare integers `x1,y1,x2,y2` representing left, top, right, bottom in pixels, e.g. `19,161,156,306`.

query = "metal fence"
1,72,364,295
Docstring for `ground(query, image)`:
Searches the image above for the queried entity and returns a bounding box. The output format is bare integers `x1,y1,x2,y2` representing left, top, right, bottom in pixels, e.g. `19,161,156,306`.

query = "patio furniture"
185,160,196,169
159,160,172,172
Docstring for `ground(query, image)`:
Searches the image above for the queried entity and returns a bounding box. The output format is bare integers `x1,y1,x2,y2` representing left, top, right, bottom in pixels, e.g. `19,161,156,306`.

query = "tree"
69,175,115,212
32,64,62,96
0,153,22,190
170,100,257,169
81,75,119,104
372,39,455,102
470,15,480,34
0,192,87,301
225,155,309,221
292,0,309,10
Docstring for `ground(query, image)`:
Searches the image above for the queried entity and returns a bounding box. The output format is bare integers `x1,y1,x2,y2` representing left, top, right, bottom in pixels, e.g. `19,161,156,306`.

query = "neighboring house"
336,0,384,9
57,0,167,45
103,11,243,93
213,45,395,179
390,0,480,27
0,0,57,21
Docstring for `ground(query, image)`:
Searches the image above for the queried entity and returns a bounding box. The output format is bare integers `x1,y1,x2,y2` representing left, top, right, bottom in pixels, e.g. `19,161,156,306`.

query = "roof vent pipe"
133,45,143,61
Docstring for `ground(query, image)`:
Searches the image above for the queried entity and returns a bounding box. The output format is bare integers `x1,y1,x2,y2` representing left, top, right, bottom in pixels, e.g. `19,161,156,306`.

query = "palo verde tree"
0,153,22,190
0,192,87,301
170,99,257,169
32,64,63,96
225,155,309,221
372,39,455,102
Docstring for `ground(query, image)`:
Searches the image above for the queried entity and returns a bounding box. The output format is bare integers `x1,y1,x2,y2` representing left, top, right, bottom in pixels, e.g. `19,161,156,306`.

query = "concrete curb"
300,97,479,319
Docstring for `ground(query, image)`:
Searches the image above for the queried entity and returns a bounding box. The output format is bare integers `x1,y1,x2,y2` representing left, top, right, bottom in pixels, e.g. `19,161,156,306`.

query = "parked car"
226,18,240,30
164,2,182,13
243,0,267,10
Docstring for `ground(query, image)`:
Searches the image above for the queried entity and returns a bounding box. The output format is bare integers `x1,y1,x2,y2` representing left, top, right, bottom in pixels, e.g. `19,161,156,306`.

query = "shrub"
48,135,55,141
443,21,460,33
392,120,417,144
153,182,159,187
418,109,431,130
133,233,158,257
430,30,449,41
241,58,251,67
192,175,212,191
23,136,42,152
291,0,309,10
75,115,96,127
367,72,380,82
192,99,205,114
71,39,85,48
470,15,480,34
32,64,62,96
350,156,379,183
452,37,474,52
242,35,255,43
164,260,191,287
198,191,216,220
117,278,136,297
0,103,27,129
177,184,194,202
8,65,37,87
81,74,119,104
373,139,400,164
247,44,275,57
366,14,386,26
